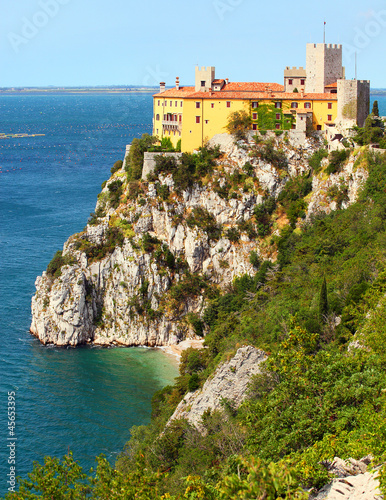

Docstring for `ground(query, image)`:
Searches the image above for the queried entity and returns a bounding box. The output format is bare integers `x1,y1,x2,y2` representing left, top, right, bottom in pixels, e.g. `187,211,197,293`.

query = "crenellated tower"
305,43,344,93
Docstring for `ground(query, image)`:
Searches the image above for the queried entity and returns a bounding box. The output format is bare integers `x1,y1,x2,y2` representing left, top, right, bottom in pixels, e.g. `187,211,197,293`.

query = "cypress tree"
372,100,379,117
319,277,328,322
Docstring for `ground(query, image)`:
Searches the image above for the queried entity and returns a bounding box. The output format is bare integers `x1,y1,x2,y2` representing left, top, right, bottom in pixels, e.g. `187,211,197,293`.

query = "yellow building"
152,44,369,153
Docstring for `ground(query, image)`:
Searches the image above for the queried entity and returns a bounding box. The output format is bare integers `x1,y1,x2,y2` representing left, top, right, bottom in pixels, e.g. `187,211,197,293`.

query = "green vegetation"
326,149,350,175
46,250,76,278
186,207,222,241
12,143,386,498
110,159,123,175
151,145,221,194
73,226,124,263
251,137,288,170
125,133,157,181
253,103,294,131
308,148,328,174
354,113,386,147
226,110,252,141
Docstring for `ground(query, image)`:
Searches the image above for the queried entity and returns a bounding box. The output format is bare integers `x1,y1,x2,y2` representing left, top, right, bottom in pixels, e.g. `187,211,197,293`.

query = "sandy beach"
159,339,205,365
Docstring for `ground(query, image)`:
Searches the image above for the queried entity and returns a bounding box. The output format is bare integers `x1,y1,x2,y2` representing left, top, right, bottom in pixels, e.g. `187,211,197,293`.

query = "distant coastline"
0,86,159,94
1,86,384,95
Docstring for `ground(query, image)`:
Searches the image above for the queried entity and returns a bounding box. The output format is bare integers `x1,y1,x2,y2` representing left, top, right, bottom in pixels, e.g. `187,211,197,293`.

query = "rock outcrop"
312,457,382,500
167,346,266,429
30,133,369,347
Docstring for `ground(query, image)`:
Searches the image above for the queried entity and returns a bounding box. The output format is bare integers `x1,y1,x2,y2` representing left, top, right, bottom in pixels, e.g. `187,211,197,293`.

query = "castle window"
304,102,311,109
175,101,178,107
288,79,293,85
205,120,209,124
196,102,201,109
328,115,332,121
156,129,159,134
328,102,332,109
158,100,160,106
156,114,160,120
291,102,298,109
301,79,305,86
252,124,257,130
275,102,282,108
211,103,215,108
226,101,231,108
170,101,172,106
276,113,281,119
180,101,183,107
196,116,201,123
275,123,280,129
201,80,206,87
252,113,258,120
252,102,258,108
317,125,322,130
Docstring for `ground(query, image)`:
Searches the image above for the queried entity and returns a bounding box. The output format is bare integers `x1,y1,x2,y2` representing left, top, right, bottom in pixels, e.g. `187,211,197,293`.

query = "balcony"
162,120,181,132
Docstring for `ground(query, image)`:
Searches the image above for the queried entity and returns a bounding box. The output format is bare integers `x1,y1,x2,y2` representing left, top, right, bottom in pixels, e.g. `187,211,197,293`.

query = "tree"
226,110,252,141
372,100,379,117
319,277,328,322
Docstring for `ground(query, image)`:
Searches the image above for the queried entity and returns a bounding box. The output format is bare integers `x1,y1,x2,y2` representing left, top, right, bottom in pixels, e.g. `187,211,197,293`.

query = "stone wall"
142,152,183,179
305,43,343,94
337,79,370,129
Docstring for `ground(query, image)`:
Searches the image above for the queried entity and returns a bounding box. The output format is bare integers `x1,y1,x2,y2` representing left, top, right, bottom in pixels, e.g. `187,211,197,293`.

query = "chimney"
160,82,166,93
225,78,229,85
176,77,180,90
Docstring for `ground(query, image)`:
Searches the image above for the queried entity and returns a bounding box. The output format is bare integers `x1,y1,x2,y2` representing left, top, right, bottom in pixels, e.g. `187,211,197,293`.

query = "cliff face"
30,133,368,346
167,346,266,429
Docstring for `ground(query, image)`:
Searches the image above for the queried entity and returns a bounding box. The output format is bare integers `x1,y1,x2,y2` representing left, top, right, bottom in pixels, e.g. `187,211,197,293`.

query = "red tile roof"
325,82,338,88
224,82,284,92
153,86,337,101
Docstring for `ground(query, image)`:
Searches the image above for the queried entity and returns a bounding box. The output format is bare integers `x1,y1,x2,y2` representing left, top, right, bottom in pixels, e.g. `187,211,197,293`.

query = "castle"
153,43,370,152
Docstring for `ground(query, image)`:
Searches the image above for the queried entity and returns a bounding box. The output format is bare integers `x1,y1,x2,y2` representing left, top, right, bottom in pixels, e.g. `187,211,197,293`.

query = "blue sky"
1,0,386,87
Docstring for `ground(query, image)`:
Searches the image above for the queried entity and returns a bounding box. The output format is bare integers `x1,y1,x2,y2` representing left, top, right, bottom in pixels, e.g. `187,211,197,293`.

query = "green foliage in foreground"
12,150,386,499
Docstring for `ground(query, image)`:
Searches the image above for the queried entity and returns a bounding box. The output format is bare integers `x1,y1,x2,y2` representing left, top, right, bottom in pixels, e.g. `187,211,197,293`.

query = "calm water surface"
0,93,178,496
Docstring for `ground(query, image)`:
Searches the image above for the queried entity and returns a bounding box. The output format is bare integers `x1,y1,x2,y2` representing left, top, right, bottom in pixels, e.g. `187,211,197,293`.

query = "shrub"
111,160,123,175
186,207,222,241
225,227,241,243
107,179,123,208
188,373,200,392
46,251,74,278
308,148,328,174
326,149,350,175
226,110,252,141
254,196,277,236
249,250,260,268
243,161,255,176
126,134,157,181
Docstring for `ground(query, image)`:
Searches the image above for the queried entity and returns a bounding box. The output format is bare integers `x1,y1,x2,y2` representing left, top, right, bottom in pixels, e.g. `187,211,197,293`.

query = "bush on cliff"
126,133,157,181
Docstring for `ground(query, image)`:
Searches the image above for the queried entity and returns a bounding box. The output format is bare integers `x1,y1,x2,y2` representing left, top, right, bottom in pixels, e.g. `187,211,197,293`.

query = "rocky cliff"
30,132,369,346
167,345,266,429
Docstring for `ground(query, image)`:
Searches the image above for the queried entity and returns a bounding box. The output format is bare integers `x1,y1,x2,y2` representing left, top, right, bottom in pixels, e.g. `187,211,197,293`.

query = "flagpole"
324,21,326,44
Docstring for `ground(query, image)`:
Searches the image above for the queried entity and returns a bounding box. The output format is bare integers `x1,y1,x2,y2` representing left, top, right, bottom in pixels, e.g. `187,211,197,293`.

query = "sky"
1,0,386,88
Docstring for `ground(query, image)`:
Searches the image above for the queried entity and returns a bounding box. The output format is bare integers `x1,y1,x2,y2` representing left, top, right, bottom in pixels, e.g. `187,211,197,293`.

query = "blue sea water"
0,92,178,496
0,92,385,496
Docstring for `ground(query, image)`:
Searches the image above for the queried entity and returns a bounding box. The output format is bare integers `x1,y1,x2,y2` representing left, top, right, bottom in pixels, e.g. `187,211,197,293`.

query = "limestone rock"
167,346,267,429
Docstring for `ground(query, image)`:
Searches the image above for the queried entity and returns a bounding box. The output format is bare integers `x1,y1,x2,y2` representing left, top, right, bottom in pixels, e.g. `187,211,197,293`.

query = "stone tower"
337,79,370,129
305,43,343,94
195,66,215,92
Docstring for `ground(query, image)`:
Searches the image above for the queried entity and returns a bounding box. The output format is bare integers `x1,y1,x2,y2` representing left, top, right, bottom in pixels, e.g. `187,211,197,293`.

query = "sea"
0,92,179,497
0,92,385,497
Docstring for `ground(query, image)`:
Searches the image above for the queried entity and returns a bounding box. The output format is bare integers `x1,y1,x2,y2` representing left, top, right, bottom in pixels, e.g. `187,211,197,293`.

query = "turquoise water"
0,92,384,496
0,93,178,496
